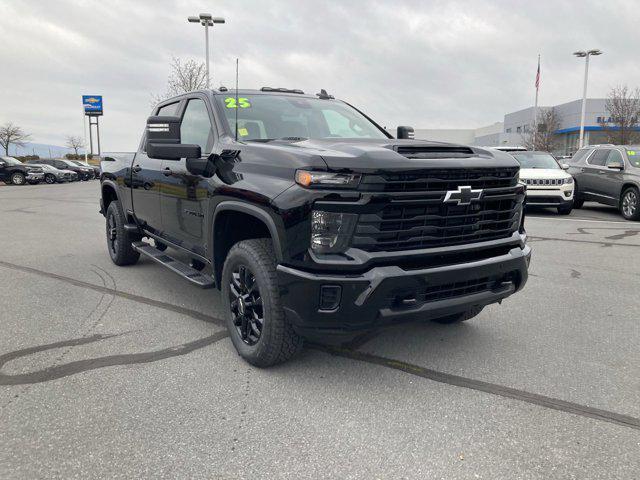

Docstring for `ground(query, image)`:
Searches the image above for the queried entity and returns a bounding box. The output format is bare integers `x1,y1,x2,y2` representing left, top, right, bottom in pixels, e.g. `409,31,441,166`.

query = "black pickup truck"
100,88,530,366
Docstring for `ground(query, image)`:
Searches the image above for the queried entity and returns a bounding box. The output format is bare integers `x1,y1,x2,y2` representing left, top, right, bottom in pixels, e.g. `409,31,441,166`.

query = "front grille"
359,167,518,192
524,178,564,186
385,272,516,309
352,168,522,252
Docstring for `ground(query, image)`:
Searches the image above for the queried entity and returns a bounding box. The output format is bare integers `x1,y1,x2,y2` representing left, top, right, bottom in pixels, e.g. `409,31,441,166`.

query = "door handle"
163,167,173,176
132,165,142,173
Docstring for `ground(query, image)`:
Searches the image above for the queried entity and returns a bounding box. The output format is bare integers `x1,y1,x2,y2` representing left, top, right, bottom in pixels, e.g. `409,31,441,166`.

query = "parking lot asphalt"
1,181,639,479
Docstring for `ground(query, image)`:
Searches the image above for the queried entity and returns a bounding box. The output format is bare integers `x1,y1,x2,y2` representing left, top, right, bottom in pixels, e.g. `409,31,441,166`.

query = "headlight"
296,170,360,188
311,210,358,254
564,177,574,184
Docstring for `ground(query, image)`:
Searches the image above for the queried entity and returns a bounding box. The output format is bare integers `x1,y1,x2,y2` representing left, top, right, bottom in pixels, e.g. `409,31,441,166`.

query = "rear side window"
588,149,609,166
570,148,591,164
157,102,179,116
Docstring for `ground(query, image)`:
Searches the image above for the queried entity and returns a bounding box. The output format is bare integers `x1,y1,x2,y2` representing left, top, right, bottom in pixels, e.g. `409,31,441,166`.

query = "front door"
581,149,613,203
600,149,626,201
130,151,164,233
160,97,215,256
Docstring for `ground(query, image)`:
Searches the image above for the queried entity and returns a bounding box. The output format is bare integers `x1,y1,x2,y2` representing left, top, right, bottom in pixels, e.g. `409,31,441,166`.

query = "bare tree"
151,57,208,105
521,108,561,152
599,85,640,145
0,122,32,156
65,135,84,155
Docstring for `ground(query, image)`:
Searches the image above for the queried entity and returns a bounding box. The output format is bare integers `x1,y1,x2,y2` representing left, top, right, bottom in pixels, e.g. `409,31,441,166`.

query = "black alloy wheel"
228,264,264,346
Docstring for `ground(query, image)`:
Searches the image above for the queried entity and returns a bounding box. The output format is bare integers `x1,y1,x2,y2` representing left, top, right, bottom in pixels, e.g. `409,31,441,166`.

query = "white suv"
509,151,574,215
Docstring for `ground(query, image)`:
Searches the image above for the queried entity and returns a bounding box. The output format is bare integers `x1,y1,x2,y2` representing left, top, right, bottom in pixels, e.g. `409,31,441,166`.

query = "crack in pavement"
2,259,639,431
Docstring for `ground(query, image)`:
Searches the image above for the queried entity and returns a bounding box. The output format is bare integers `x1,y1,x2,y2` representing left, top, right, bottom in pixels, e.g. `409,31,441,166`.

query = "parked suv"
0,156,45,185
509,151,574,215
567,145,640,221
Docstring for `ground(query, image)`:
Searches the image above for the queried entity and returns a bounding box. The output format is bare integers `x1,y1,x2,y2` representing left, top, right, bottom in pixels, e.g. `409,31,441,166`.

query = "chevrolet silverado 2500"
100,88,530,366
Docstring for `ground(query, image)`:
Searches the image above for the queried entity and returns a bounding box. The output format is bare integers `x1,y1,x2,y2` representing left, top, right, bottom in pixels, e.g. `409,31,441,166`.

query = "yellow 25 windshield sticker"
225,97,251,108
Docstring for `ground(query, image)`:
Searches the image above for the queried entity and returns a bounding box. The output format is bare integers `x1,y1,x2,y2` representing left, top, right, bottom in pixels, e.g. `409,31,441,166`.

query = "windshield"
511,152,560,169
70,161,85,166
215,94,388,141
1,157,22,166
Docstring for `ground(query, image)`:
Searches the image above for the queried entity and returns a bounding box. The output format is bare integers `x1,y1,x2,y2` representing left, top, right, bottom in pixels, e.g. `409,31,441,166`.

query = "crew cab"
100,88,531,366
0,156,45,185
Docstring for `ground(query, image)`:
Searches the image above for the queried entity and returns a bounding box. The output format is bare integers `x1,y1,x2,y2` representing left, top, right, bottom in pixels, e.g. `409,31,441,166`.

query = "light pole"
188,13,225,88
573,49,602,149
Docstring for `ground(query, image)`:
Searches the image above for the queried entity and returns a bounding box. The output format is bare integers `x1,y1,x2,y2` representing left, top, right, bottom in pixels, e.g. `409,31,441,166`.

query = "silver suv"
567,145,640,221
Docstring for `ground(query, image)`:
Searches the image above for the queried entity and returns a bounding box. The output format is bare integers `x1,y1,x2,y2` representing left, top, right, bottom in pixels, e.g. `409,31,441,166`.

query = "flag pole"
533,54,540,145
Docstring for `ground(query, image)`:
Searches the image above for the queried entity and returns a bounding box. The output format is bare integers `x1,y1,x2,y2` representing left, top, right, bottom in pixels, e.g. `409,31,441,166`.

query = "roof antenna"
235,58,239,142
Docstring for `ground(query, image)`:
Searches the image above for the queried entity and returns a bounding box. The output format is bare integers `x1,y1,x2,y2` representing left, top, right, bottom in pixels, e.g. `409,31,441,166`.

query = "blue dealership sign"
82,95,103,116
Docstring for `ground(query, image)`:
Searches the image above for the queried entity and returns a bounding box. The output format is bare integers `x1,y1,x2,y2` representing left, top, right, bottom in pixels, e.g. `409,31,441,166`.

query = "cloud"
0,0,638,150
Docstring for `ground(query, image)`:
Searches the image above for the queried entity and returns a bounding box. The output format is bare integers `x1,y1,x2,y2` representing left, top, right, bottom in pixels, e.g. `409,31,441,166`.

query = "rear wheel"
10,172,25,185
430,306,484,324
620,187,640,221
221,238,303,367
105,201,140,266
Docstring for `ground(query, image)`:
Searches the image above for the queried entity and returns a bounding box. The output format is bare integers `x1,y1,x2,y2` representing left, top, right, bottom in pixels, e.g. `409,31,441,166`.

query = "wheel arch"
101,181,119,215
211,202,284,288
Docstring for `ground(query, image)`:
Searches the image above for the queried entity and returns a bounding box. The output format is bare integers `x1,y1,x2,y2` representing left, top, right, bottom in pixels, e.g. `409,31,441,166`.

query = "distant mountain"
5,142,86,159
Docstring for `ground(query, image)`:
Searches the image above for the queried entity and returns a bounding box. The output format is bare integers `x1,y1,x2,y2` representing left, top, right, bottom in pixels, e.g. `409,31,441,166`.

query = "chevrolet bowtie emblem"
443,185,484,206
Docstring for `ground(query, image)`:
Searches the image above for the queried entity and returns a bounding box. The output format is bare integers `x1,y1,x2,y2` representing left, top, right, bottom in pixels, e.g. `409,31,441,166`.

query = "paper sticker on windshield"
225,97,251,109
238,128,248,136
627,150,636,155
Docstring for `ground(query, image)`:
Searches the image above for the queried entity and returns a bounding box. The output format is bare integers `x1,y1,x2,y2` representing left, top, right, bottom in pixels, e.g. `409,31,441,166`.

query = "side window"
157,102,179,116
181,99,213,153
570,148,591,164
606,150,624,167
588,149,609,166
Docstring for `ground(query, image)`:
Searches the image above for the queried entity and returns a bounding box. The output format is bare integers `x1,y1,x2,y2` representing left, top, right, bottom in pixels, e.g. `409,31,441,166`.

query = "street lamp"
573,49,603,149
188,13,225,88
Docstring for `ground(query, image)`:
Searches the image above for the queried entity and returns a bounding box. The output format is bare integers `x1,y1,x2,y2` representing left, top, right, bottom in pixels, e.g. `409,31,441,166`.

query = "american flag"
535,56,540,90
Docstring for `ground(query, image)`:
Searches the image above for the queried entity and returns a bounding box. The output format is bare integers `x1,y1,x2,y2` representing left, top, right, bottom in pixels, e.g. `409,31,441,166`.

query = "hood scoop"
390,144,475,159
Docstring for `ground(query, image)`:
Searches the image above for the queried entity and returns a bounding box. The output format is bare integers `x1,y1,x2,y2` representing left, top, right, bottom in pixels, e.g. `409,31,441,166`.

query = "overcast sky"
1,0,639,150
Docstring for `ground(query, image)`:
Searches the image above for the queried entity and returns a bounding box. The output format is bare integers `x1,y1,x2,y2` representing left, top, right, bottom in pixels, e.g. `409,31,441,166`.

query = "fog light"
565,191,572,198
311,210,357,254
319,285,342,311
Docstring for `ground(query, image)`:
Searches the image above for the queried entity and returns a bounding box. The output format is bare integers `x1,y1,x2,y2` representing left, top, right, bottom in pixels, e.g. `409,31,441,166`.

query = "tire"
105,201,140,266
620,187,640,221
221,238,303,367
557,204,573,215
45,174,56,184
10,172,26,185
430,305,484,324
572,197,584,209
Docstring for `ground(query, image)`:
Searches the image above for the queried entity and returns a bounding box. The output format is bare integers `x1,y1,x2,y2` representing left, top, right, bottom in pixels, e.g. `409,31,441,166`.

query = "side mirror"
186,156,216,177
145,115,201,160
0,161,6,167
561,163,570,170
397,126,415,139
607,161,624,170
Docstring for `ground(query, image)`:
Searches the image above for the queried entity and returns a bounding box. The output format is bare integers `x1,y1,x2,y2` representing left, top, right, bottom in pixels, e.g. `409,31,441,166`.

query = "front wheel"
10,172,26,185
105,201,140,266
430,306,484,324
621,187,640,221
45,174,57,184
557,204,573,215
221,239,303,367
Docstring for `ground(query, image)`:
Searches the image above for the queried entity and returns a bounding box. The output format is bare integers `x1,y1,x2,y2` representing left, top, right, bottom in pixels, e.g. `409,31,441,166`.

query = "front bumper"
277,242,531,342
525,184,574,206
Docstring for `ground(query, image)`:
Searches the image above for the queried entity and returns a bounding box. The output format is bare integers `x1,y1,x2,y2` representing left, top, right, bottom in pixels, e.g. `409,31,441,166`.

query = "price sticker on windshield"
225,97,251,108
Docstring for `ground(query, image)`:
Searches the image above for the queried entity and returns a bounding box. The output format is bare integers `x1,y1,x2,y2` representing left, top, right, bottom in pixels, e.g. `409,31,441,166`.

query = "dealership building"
414,98,615,155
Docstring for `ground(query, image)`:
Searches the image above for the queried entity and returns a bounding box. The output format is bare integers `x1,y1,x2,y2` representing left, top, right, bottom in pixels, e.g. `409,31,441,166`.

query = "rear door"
131,101,181,234
159,95,215,256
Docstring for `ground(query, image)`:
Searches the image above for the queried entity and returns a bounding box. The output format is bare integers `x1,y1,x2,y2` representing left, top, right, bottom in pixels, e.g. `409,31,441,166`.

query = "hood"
241,138,518,173
520,168,571,179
